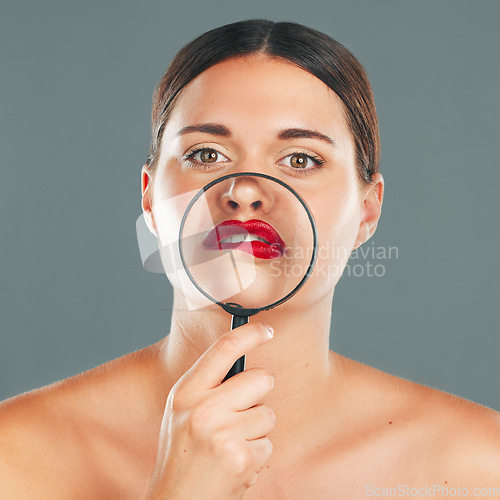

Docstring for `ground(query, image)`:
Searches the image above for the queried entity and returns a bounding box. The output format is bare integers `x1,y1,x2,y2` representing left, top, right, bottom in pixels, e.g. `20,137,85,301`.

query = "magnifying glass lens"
179,174,316,315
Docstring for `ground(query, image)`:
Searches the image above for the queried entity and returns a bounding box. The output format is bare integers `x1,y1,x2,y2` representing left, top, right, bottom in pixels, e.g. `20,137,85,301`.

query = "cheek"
310,187,362,285
149,162,202,252
152,159,189,200
149,166,218,309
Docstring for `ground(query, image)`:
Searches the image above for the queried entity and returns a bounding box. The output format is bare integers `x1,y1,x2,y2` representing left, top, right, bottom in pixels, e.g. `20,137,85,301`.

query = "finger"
247,436,274,469
186,323,274,390
210,368,274,412
236,404,276,441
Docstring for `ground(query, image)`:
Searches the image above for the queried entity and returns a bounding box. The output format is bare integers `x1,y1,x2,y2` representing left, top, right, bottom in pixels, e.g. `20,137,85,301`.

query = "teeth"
220,234,269,245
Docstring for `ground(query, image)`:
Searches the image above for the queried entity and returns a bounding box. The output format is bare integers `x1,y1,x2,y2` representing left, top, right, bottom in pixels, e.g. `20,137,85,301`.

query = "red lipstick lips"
202,219,286,259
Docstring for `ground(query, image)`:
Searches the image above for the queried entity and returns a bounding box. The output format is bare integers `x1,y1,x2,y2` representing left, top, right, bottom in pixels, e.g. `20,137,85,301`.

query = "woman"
1,19,498,499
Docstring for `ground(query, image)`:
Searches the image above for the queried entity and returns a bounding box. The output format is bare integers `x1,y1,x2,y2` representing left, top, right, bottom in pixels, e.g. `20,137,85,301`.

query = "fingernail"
263,324,274,338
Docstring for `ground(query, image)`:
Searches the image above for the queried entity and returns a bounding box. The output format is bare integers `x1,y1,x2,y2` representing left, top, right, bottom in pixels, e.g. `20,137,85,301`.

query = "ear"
353,172,384,250
141,163,157,235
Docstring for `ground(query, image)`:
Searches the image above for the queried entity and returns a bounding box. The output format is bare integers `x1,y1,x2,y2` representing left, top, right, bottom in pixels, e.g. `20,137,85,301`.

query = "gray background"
1,1,499,409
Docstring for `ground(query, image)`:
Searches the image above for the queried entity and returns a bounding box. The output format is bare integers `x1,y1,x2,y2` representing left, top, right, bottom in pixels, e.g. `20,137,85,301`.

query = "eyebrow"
177,123,231,137
277,128,337,147
176,123,337,148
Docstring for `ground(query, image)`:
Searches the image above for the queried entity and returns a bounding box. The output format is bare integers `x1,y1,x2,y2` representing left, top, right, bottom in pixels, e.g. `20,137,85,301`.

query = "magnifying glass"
178,172,318,381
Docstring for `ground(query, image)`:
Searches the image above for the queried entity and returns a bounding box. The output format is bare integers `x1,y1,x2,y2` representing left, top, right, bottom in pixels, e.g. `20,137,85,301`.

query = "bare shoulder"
335,353,500,485
418,382,500,486
0,387,86,498
0,342,164,498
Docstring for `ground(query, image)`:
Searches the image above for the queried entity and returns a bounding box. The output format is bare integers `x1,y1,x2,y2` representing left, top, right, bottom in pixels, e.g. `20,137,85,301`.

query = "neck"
156,289,338,458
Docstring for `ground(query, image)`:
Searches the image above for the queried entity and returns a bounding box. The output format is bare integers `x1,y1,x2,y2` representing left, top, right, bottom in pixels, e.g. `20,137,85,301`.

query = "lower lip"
205,241,283,259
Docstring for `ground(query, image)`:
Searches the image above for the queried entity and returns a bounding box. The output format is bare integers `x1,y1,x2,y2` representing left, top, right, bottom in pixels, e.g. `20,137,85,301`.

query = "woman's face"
142,56,382,310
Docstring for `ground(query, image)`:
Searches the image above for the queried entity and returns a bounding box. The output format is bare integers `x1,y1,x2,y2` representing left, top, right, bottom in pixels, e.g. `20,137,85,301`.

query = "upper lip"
203,219,286,251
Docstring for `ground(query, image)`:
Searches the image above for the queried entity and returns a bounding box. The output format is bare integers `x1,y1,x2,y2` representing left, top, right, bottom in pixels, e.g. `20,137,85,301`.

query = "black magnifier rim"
178,172,318,317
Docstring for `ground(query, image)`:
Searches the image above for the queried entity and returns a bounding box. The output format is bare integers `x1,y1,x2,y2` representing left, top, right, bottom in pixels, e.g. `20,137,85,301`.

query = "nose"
219,176,274,217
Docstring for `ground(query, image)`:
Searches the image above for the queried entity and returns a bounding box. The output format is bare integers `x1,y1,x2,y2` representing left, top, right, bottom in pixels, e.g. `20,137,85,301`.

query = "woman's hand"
146,323,276,500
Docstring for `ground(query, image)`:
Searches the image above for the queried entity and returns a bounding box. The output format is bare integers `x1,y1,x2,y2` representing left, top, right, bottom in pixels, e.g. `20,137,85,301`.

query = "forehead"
165,56,351,143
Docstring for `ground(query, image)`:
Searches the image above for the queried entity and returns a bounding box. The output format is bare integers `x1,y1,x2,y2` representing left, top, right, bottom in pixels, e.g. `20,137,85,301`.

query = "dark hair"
147,19,380,185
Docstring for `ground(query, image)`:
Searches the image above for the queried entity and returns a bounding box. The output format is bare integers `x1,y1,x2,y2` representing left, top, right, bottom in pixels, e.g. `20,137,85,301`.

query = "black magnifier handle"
222,315,249,382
